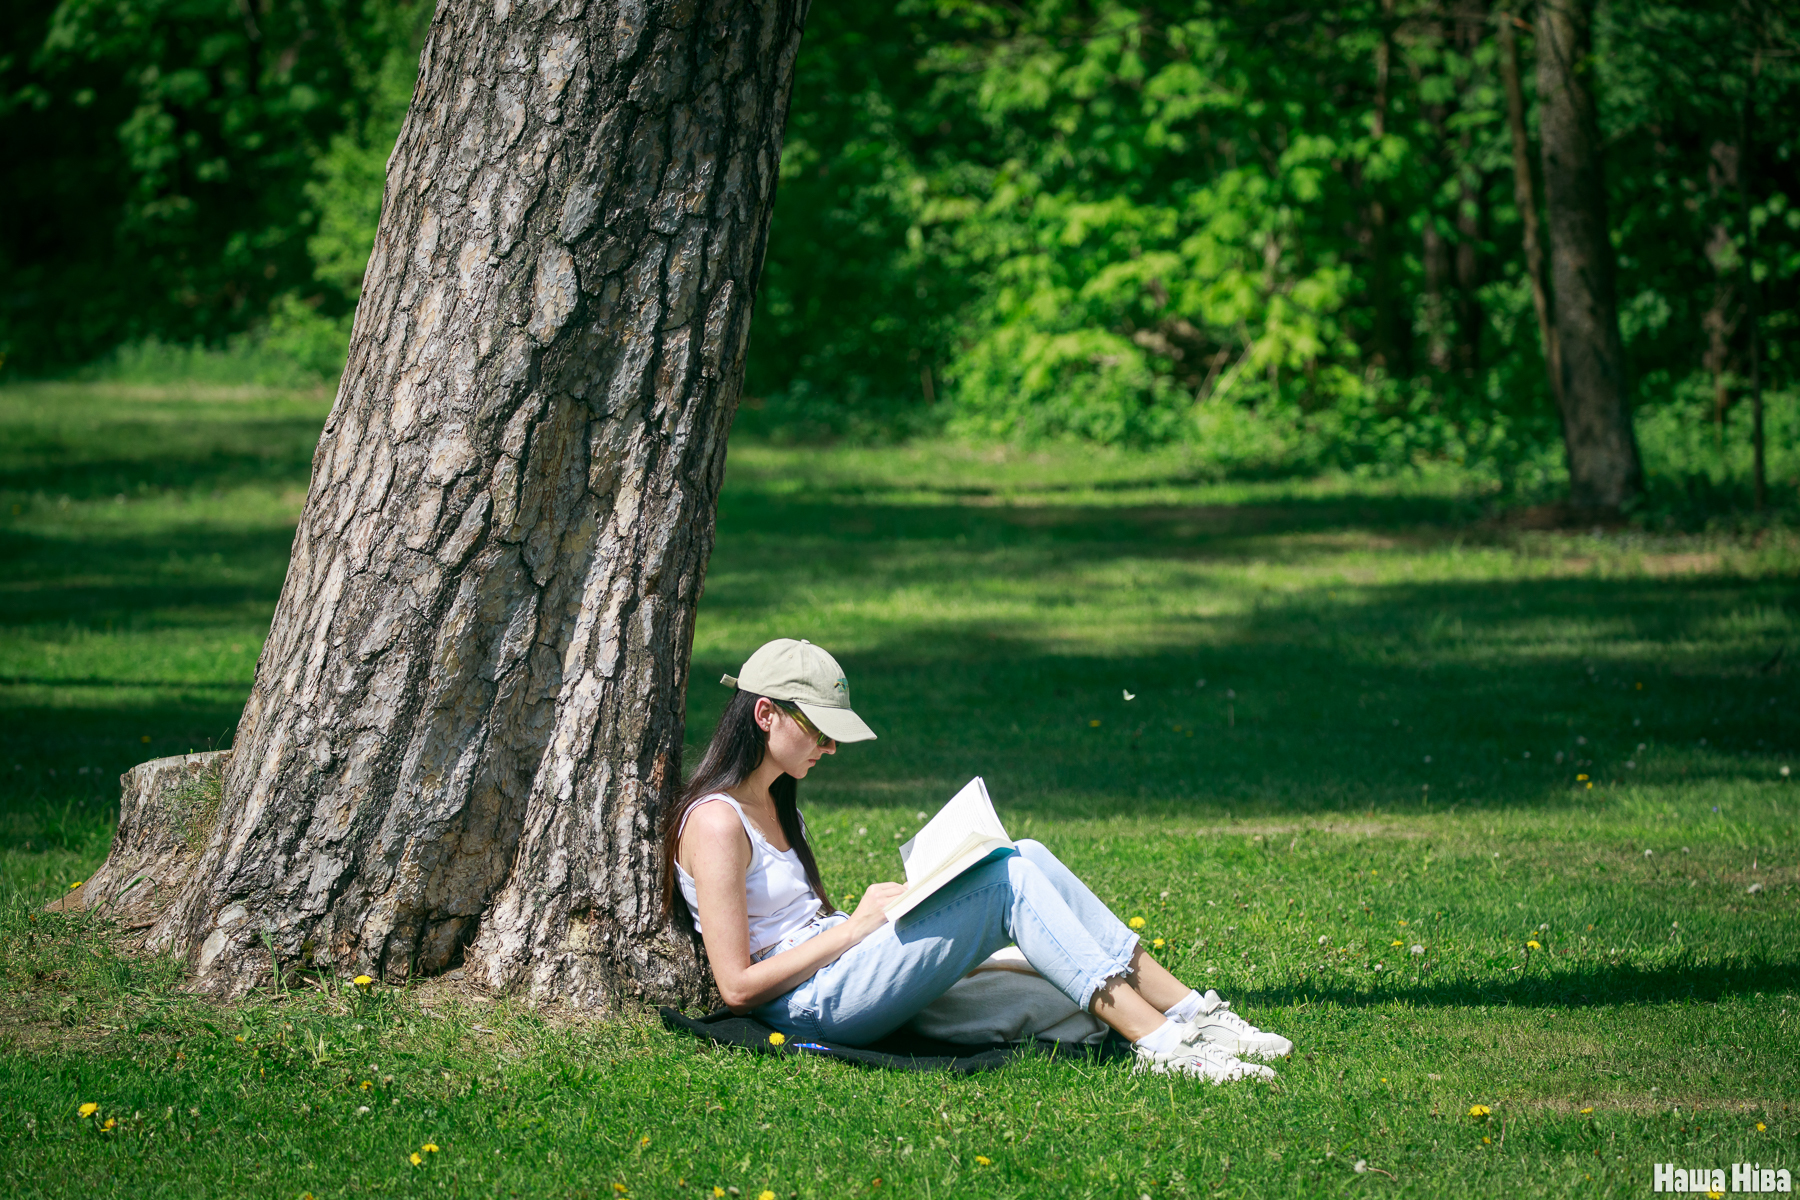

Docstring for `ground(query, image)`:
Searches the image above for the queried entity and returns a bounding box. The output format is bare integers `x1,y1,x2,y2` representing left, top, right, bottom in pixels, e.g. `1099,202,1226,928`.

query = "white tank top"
674,793,824,955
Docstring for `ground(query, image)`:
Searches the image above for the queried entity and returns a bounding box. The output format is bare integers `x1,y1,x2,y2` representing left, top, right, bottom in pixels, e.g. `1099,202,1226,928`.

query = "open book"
884,777,1016,922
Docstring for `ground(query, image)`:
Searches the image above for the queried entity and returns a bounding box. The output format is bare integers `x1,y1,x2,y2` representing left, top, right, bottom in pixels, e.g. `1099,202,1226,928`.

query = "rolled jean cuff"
1069,933,1139,1011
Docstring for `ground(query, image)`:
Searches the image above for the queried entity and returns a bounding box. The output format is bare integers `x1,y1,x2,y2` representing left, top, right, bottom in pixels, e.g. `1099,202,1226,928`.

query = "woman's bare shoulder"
681,797,751,847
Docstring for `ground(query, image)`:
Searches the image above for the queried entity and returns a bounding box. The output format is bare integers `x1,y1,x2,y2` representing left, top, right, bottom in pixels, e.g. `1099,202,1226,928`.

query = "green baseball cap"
720,638,877,743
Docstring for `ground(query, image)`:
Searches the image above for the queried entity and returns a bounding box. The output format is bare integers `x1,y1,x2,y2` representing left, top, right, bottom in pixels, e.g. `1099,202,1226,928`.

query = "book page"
898,777,1007,885
886,777,1014,921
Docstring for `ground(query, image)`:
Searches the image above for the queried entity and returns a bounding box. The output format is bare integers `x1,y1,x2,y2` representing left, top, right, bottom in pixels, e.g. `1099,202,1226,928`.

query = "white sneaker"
1177,990,1294,1061
1132,1039,1276,1083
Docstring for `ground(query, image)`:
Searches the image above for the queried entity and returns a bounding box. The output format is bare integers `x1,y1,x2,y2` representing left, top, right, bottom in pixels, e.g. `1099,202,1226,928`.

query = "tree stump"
53,752,229,932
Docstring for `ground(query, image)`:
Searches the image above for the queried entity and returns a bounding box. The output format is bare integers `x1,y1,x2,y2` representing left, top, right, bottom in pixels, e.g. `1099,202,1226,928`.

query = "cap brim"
795,701,877,743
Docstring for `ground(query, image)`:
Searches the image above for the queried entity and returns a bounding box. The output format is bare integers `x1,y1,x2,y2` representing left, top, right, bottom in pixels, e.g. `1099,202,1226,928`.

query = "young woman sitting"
664,638,1294,1082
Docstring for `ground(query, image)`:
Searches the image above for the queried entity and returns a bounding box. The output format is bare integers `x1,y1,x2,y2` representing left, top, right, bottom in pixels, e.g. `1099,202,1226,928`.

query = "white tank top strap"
674,791,822,956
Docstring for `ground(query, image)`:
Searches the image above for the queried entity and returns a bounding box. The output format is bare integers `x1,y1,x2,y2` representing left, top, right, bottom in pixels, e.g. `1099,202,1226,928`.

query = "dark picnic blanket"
659,1006,1130,1076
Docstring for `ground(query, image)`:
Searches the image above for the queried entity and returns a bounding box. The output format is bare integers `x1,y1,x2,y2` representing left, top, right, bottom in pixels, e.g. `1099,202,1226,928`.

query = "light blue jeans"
753,838,1139,1046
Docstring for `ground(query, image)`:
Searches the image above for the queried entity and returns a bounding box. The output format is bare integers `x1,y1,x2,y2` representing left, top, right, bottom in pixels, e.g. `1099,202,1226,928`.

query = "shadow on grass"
0,526,292,629
687,576,1790,820
1249,957,1800,1010
2,453,1790,831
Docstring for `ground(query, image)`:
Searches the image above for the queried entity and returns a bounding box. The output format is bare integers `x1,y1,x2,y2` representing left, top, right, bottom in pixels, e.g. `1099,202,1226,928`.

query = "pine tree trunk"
70,0,810,1004
1535,0,1642,512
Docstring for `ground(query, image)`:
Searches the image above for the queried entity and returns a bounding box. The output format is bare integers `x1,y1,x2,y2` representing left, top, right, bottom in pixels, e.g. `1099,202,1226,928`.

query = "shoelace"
1203,1006,1261,1035
1141,1044,1243,1078
1179,1007,1263,1045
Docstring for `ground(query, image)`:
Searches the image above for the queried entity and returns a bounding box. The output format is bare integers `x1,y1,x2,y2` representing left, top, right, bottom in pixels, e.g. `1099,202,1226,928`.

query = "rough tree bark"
64,0,810,1006
1535,0,1643,511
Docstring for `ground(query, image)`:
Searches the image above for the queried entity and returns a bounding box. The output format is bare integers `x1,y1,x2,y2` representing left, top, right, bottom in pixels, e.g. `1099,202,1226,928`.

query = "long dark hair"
661,689,832,925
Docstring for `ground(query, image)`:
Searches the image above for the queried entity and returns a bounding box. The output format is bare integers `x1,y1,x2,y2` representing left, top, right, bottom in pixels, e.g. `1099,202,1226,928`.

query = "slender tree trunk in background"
1365,3,1404,374
1702,139,1741,448
1420,4,1455,376
68,0,811,1004
1452,0,1487,376
1739,45,1766,511
1499,8,1561,411
1535,0,1642,511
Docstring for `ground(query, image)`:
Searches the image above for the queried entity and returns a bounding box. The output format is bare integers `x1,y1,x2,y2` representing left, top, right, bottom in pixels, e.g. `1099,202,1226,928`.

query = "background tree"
69,0,811,1003
1534,0,1641,510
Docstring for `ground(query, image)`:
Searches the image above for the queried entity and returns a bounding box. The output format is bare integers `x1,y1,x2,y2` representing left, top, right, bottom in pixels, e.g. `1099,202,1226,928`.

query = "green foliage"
2,386,1797,1196
0,0,425,372
3,0,1798,495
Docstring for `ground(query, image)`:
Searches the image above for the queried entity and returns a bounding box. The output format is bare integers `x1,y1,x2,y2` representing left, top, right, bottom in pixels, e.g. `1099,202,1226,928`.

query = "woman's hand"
845,881,908,942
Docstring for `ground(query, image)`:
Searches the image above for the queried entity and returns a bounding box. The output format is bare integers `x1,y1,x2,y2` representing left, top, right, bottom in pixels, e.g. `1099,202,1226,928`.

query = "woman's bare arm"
681,801,903,1012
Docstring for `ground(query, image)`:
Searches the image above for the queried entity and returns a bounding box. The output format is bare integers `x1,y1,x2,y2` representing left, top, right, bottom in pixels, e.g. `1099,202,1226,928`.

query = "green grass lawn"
1,381,1797,1198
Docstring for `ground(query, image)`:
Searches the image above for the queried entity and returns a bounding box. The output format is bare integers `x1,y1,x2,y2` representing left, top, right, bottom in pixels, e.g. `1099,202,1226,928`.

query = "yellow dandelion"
1482,1136,1491,1145
1469,1105,1491,1118
1152,938,1165,949
768,1032,785,1046
68,880,83,889
235,1034,245,1042
410,1152,422,1166
422,1143,439,1152
1580,1108,1593,1115
360,1080,372,1091
1398,920,1408,926
353,974,373,987
1128,916,1146,930
1527,940,1541,950
1757,1123,1767,1132
1576,774,1588,782
1586,782,1593,789
101,1118,116,1131
614,1187,628,1195
1089,719,1101,727
760,1192,776,1200
1390,940,1404,947
975,1156,992,1166
639,1135,649,1146
714,1190,725,1198
1708,1190,1725,1199
77,1102,98,1118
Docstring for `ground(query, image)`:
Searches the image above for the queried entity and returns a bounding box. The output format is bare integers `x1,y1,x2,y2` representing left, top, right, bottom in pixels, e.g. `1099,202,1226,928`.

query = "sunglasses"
774,701,834,747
